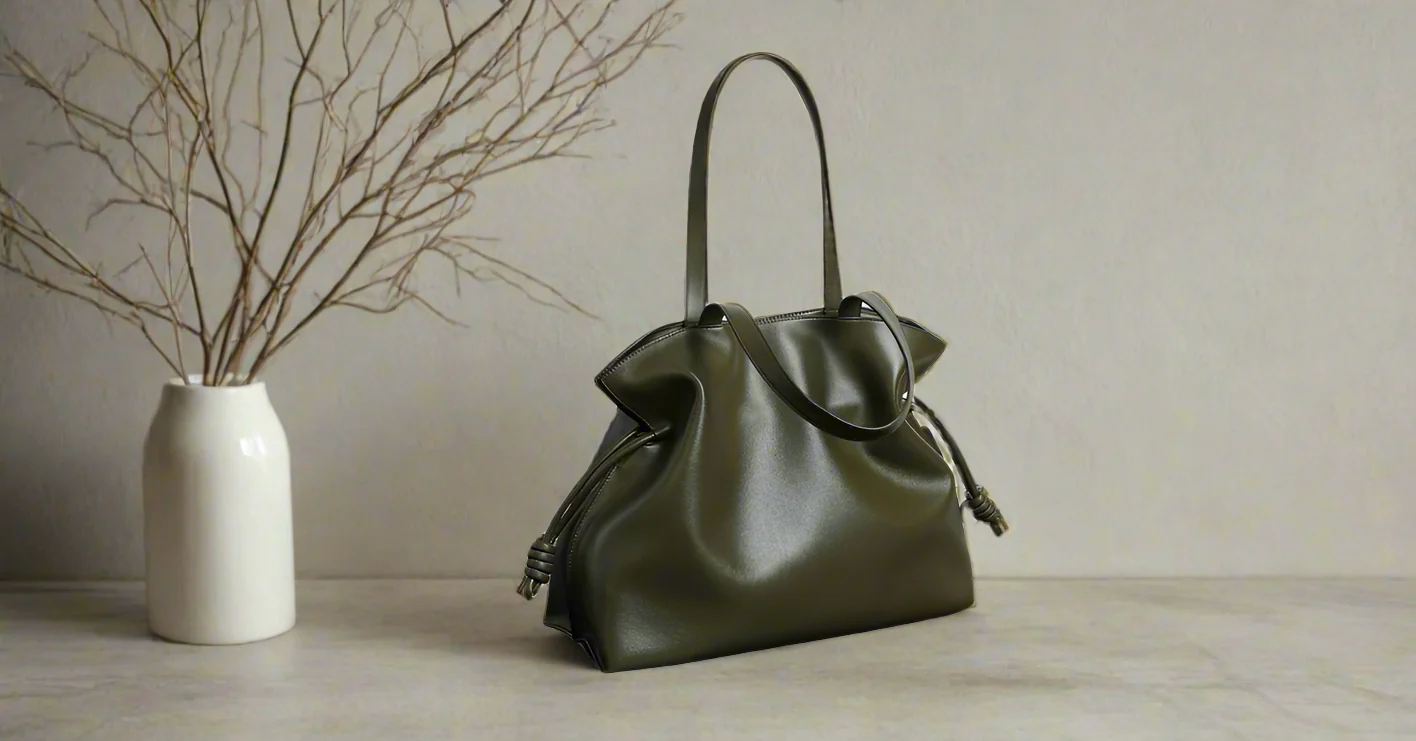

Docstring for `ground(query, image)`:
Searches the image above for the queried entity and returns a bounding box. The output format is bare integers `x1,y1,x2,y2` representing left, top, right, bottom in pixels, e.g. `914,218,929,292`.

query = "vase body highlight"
141,377,296,645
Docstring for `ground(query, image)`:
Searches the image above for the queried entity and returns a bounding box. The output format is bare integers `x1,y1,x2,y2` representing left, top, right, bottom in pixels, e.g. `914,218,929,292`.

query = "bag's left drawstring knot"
514,429,662,600
516,536,556,599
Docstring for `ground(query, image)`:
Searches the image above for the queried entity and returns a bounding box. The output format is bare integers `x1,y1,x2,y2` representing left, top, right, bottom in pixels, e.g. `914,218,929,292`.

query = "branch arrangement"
0,0,680,385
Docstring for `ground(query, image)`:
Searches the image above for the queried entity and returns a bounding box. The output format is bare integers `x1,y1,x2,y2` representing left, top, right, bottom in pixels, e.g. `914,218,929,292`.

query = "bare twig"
0,0,681,385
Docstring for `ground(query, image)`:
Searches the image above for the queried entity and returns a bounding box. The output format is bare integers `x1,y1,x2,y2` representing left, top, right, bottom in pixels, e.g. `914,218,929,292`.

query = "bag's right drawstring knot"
912,397,1010,538
965,486,1009,536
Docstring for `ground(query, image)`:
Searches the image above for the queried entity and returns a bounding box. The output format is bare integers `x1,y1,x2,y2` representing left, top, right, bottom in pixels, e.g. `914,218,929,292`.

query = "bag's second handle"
699,291,915,442
685,52,842,326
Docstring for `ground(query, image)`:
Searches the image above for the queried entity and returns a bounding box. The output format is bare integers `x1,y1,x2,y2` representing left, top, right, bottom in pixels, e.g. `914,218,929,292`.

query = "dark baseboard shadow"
0,580,600,670
0,582,152,639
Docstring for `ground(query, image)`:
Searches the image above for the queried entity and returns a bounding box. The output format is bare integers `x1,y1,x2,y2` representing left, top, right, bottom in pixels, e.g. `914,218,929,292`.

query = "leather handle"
700,291,915,442
685,52,842,326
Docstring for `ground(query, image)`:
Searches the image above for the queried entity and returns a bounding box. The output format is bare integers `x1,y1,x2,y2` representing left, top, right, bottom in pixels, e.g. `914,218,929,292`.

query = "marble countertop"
1,579,1411,740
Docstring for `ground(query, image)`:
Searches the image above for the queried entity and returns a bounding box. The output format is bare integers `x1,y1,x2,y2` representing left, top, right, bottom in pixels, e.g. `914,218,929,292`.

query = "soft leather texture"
546,312,974,672
521,51,998,673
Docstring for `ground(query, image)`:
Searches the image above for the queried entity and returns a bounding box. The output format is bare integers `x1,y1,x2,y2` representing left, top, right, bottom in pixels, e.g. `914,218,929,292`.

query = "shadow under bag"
515,51,1010,672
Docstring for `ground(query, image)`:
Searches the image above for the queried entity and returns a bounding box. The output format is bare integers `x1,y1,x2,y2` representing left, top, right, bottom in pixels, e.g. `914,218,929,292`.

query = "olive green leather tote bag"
516,52,1009,672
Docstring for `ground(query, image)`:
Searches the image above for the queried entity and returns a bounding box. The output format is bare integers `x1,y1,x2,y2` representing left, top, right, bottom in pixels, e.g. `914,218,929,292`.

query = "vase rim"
166,374,266,391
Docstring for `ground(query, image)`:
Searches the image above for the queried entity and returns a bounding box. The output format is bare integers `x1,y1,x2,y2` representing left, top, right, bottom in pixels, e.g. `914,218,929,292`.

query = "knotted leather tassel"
912,397,1009,536
965,486,1009,536
516,536,557,599
514,428,661,600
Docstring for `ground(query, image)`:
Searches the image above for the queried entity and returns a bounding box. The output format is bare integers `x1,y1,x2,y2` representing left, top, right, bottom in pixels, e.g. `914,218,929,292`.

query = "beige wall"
2,0,1413,579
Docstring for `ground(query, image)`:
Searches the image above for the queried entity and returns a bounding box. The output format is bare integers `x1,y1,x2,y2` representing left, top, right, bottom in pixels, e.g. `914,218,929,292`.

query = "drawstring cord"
516,429,661,600
517,397,1006,600
912,397,1010,537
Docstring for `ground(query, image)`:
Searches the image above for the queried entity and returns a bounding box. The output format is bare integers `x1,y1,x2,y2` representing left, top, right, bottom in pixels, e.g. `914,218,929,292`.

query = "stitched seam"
757,309,825,325
596,329,688,382
595,375,652,431
593,320,683,379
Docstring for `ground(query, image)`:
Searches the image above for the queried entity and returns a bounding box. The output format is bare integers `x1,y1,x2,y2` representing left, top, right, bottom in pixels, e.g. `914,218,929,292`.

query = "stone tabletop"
1,579,1412,740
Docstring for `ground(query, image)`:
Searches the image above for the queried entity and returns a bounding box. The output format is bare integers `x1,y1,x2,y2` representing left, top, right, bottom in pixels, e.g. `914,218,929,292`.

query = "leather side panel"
543,410,643,637
568,315,972,672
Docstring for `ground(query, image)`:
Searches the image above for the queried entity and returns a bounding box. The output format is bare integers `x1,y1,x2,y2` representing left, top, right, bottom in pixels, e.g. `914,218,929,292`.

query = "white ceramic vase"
141,376,296,645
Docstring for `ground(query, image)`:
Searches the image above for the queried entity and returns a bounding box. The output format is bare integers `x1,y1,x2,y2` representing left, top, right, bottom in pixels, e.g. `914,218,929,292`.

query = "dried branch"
0,0,681,385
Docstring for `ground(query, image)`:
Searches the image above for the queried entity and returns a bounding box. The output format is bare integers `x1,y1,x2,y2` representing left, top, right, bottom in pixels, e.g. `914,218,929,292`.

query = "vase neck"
159,378,271,414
